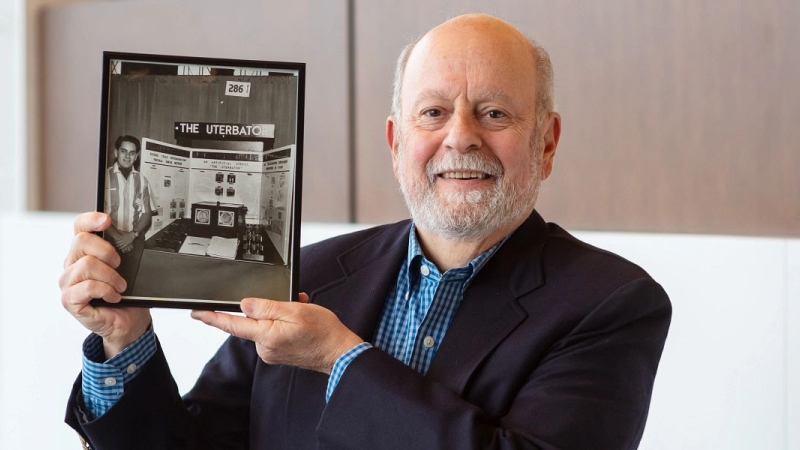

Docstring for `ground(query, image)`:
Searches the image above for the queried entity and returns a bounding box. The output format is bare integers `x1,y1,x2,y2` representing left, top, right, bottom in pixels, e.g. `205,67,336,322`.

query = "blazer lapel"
309,221,411,342
425,211,549,395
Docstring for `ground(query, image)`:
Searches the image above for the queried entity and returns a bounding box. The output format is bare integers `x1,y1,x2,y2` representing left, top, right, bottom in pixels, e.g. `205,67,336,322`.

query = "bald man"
62,14,670,449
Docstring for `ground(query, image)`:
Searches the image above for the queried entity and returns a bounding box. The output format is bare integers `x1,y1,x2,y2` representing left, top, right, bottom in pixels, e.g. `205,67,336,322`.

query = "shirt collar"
405,223,510,283
112,162,138,174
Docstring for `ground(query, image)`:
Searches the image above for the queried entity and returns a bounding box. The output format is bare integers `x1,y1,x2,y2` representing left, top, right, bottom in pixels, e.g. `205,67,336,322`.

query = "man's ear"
386,116,400,177
540,112,561,180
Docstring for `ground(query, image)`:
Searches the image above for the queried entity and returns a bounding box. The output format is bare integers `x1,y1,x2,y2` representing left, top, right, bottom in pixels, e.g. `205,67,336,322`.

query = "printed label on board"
225,81,251,98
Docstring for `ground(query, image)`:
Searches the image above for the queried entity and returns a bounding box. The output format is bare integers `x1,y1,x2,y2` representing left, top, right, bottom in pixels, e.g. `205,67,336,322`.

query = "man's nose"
442,111,482,153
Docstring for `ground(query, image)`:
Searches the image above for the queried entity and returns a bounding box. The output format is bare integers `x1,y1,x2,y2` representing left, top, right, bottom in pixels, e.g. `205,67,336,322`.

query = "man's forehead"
409,87,517,105
402,42,537,110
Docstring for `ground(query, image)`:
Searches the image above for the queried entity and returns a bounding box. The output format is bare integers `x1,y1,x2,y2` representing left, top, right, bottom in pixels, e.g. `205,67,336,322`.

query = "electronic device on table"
190,201,248,238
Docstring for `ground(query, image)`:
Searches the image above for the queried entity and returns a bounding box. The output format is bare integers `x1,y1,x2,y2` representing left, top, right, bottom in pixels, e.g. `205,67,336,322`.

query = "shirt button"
420,265,430,276
126,363,137,374
104,377,117,386
423,336,435,348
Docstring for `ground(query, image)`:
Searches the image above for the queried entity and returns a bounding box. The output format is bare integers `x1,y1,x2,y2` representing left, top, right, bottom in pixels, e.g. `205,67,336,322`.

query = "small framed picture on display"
94,51,304,311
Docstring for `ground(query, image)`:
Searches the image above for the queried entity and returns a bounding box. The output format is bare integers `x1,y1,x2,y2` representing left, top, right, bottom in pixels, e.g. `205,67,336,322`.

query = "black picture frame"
93,52,304,311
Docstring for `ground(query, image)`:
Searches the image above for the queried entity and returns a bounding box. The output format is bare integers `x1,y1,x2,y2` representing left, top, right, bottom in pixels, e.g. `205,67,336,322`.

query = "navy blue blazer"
66,211,671,449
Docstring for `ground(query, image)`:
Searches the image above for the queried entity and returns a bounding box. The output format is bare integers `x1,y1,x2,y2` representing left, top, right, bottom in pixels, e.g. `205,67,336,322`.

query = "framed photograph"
93,52,304,311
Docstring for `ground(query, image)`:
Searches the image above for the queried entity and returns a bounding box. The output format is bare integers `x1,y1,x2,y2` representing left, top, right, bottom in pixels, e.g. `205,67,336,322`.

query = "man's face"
388,19,557,241
115,141,138,169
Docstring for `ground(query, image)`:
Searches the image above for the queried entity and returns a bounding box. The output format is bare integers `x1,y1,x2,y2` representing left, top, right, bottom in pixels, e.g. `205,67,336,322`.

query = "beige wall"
25,0,88,210
36,0,800,236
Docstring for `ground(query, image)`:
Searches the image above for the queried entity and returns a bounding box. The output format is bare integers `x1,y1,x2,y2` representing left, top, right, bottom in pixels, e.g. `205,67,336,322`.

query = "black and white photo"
95,52,304,310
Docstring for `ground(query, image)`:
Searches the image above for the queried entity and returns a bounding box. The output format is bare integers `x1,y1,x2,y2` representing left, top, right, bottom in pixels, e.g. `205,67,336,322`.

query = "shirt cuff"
325,342,372,403
80,325,157,420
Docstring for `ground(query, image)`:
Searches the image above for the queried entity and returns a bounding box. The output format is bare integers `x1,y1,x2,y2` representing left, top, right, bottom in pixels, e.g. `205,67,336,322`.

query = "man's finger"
60,255,127,293
65,232,121,269
297,292,310,304
62,280,121,310
241,297,296,322
191,310,264,340
61,280,122,321
74,212,111,235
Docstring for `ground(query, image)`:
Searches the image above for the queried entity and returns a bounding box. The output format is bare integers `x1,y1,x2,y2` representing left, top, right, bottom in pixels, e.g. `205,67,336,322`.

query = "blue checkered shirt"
80,226,506,416
326,225,506,401
80,325,157,419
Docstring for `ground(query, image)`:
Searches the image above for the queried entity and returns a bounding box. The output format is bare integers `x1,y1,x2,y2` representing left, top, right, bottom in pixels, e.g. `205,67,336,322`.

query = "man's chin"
401,179,532,240
408,190,538,242
410,203,500,240
434,182,495,198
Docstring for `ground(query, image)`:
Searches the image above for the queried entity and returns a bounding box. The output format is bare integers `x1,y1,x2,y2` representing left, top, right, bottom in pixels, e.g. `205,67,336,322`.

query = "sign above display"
174,122,275,140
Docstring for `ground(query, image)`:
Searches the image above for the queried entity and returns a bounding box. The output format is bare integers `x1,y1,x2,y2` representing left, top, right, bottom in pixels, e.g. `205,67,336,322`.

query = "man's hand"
115,231,136,252
191,294,364,374
59,212,152,358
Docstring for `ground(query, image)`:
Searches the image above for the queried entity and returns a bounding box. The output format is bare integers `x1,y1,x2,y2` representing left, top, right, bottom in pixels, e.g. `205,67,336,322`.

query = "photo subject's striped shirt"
104,163,154,232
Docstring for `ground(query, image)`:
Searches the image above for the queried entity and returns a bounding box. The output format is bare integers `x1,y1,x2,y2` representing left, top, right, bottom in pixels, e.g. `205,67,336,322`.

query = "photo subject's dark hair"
114,135,141,152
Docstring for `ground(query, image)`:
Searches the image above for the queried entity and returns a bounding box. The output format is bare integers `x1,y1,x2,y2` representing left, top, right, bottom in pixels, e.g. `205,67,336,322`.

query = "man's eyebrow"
478,91,513,103
413,89,451,103
413,90,514,103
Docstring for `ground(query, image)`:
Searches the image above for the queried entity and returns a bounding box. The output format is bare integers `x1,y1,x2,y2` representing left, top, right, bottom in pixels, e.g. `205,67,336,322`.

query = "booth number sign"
225,81,251,98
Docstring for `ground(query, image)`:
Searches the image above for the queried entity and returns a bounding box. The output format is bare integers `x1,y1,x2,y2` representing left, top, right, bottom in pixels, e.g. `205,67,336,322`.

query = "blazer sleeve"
316,277,671,450
65,335,258,450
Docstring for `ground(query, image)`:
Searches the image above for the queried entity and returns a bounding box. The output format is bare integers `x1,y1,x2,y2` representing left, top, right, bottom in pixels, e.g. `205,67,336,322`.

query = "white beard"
397,141,543,241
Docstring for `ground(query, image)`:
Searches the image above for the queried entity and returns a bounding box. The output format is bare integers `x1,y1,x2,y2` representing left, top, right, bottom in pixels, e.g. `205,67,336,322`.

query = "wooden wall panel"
41,0,350,221
353,0,800,237
40,1,800,236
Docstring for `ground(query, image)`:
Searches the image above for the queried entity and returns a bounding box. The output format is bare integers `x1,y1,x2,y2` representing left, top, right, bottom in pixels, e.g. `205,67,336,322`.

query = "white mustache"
425,153,503,182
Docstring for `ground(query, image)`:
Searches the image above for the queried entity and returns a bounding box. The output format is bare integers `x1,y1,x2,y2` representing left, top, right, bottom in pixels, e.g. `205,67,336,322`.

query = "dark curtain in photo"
106,74,298,163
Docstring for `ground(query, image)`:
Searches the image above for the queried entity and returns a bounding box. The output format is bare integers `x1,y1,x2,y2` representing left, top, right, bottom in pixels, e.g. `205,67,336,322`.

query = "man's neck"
118,165,132,179
414,219,523,272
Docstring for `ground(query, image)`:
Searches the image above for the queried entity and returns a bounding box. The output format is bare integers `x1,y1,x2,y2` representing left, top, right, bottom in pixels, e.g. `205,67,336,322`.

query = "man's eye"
487,110,506,119
423,109,442,118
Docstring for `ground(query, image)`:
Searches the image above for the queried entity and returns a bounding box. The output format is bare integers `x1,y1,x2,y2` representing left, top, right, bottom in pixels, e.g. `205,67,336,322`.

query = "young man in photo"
103,134,154,294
